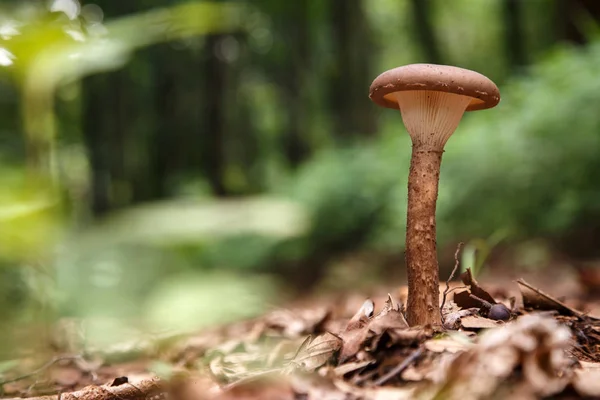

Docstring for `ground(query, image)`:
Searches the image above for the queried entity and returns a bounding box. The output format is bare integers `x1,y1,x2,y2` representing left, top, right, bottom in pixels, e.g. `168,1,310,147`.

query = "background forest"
1,0,600,358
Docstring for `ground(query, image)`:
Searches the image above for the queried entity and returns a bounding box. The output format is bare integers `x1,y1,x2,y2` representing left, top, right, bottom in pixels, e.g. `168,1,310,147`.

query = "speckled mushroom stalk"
369,64,500,327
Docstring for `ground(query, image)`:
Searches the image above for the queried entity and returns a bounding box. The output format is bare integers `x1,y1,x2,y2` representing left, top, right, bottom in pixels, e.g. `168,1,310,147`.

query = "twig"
469,294,492,309
441,242,464,323
516,278,590,320
0,356,83,387
2,377,164,400
373,347,423,386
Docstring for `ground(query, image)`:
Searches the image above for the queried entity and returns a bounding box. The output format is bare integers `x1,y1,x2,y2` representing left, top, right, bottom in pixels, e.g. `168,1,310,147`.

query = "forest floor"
1,259,600,400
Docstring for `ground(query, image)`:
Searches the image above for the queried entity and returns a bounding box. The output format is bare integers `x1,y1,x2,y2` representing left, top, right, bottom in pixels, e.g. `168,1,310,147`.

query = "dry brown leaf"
338,300,376,363
460,269,496,303
424,337,472,354
442,308,479,330
459,315,505,330
338,327,370,364
369,295,409,335
517,279,599,320
290,332,342,371
386,326,433,346
401,352,455,384
333,360,374,377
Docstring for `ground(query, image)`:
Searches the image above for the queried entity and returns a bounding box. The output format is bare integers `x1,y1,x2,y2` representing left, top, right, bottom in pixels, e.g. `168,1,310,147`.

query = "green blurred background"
1,0,600,358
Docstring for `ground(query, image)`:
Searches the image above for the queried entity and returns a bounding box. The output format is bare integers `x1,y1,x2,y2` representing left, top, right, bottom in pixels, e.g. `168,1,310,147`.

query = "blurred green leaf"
0,169,62,261
83,196,309,246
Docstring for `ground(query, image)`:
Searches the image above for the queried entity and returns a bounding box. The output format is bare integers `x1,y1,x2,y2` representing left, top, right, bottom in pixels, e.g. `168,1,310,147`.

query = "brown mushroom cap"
369,63,500,112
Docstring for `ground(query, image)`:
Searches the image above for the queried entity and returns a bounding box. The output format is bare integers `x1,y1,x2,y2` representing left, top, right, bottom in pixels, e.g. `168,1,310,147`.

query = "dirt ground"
1,262,600,400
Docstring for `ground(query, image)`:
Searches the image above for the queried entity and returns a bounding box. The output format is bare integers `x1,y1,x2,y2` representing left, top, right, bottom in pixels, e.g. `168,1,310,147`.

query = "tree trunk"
557,0,600,45
329,0,376,138
503,0,526,69
405,145,443,327
202,34,228,196
409,0,442,64
284,0,311,168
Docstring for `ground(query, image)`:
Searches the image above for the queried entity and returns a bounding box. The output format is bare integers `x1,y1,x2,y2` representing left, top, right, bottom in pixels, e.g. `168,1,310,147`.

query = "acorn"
488,303,511,321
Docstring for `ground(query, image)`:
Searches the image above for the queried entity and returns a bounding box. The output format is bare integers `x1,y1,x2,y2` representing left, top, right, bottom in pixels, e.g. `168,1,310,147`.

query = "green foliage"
0,169,62,261
440,42,600,240
287,144,400,252
213,41,600,271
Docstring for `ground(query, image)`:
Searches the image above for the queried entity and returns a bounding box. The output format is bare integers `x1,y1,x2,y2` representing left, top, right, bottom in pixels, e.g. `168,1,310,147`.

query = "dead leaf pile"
431,314,574,399
6,270,600,400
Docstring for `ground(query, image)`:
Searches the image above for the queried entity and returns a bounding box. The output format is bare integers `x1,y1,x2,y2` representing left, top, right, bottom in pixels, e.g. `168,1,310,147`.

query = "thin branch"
373,347,423,386
441,242,464,323
469,294,492,309
2,377,164,400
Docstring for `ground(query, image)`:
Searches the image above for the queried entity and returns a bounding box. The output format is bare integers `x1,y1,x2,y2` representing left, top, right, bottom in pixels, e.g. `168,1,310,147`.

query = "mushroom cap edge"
369,63,500,112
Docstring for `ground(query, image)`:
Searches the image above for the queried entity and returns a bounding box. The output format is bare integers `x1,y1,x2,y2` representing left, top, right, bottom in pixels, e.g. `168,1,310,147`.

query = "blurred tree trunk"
557,0,600,45
503,0,526,70
150,48,177,200
409,0,442,64
283,0,311,168
202,34,229,196
329,0,376,139
82,75,113,216
81,2,153,216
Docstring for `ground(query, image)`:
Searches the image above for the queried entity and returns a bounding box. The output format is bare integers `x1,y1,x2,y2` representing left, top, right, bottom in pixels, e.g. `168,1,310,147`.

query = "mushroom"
369,64,500,327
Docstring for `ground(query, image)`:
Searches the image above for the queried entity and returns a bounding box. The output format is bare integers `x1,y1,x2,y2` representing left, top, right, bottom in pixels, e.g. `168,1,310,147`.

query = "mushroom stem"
406,144,443,326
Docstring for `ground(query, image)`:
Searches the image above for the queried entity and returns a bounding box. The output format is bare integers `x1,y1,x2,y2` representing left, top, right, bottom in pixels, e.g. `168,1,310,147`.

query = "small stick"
516,278,588,320
441,242,464,323
373,347,423,386
469,294,492,309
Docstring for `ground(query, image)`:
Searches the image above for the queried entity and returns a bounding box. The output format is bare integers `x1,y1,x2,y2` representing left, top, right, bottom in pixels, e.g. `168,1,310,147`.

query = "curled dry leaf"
338,300,376,363
460,269,496,304
434,314,573,399
338,296,410,363
453,268,498,311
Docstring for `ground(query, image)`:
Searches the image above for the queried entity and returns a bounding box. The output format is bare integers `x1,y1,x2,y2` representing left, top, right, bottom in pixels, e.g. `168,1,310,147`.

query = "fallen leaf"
369,295,409,335
290,332,342,371
424,337,471,354
572,362,600,397
338,326,370,364
338,300,375,363
460,268,496,304
517,279,599,320
442,308,479,330
434,314,573,399
386,327,433,346
333,360,374,377
459,315,505,330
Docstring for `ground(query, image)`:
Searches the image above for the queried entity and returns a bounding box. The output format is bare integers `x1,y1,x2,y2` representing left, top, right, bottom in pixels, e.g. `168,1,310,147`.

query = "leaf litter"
3,269,600,399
